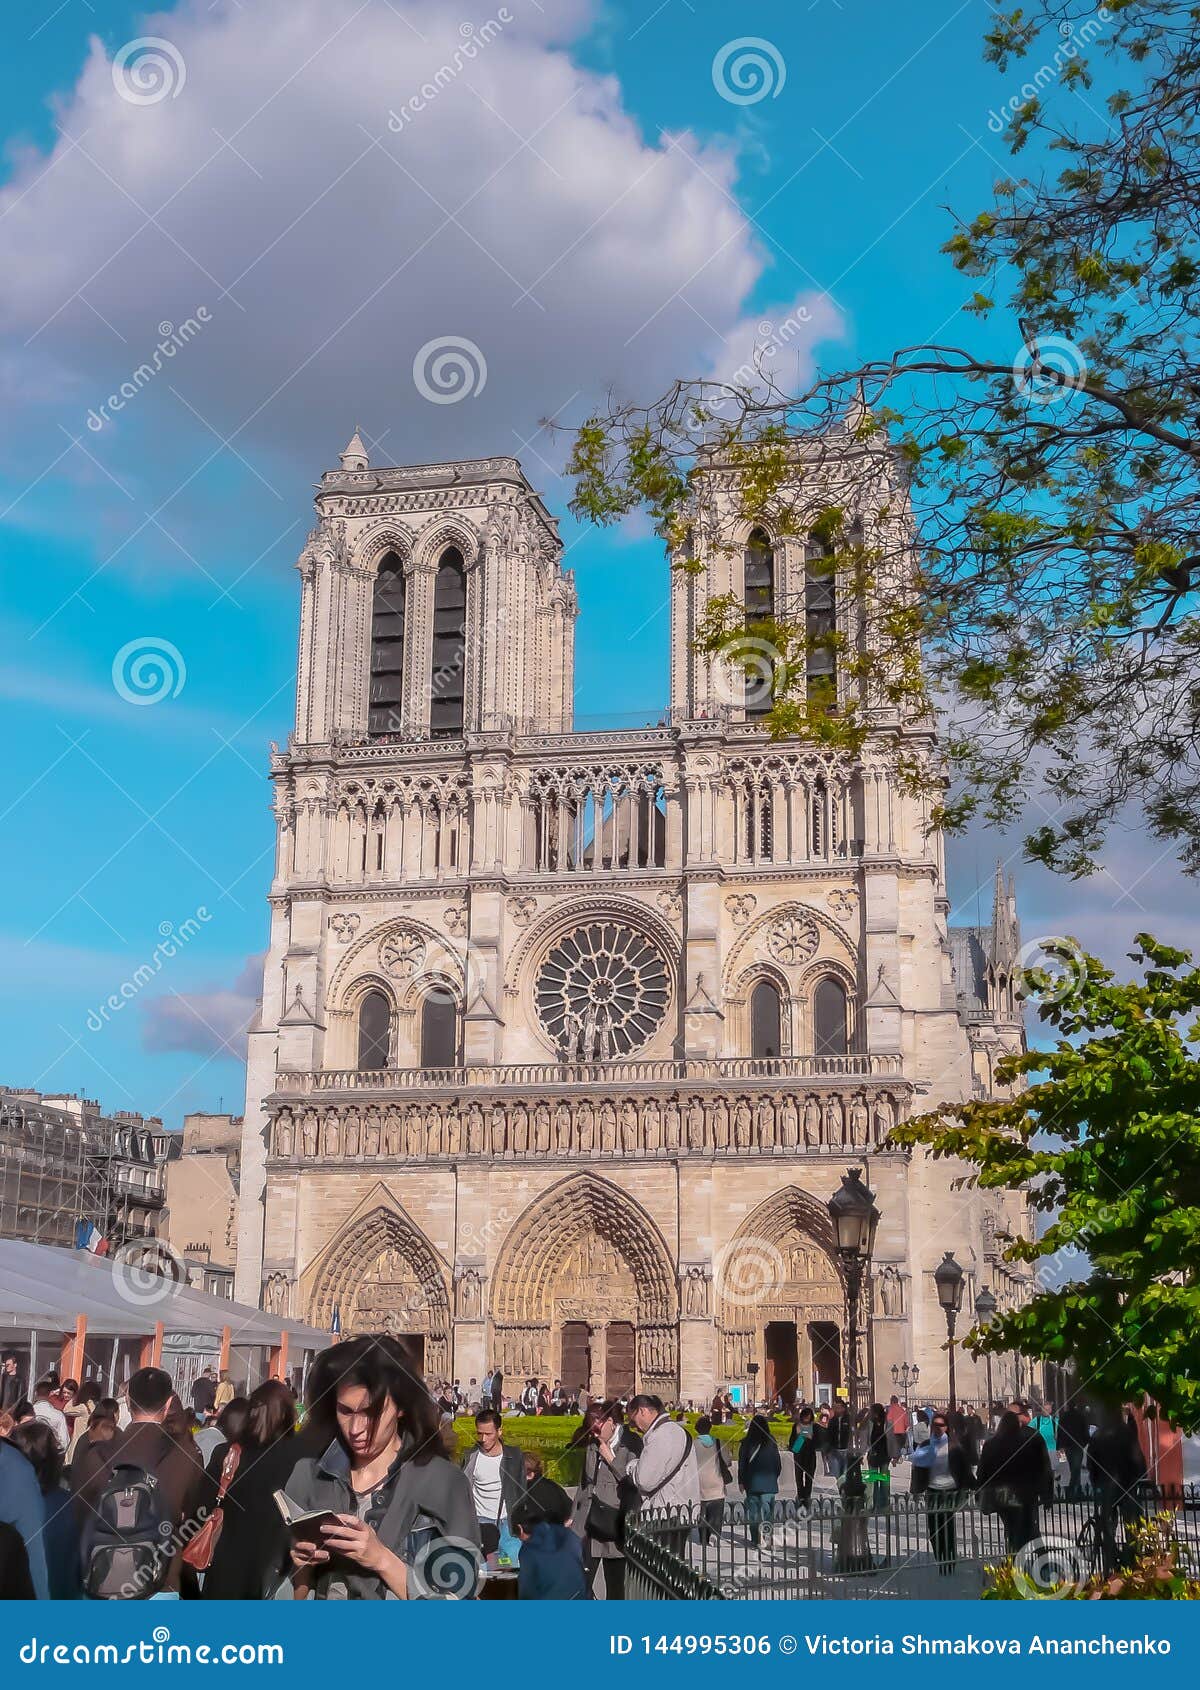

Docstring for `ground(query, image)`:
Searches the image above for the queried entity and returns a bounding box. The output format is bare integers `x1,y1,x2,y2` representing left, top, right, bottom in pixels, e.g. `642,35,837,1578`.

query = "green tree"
568,0,1200,875
891,933,1200,1430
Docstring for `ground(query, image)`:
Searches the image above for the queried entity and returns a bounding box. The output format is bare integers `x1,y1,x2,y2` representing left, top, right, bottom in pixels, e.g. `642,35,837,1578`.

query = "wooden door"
605,1321,636,1398
764,1320,799,1406
560,1321,591,1394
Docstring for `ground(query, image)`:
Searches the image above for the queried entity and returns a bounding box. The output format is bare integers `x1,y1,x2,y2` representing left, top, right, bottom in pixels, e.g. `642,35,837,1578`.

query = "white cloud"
0,0,841,542
140,954,262,1058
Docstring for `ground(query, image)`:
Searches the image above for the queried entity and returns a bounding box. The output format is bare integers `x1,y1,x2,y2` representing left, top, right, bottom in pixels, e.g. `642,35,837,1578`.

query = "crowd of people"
0,1344,1154,1600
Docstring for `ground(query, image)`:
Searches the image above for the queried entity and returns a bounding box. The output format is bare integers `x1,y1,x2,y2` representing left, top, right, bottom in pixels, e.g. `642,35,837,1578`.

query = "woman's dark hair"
308,1335,440,1460
870,1403,886,1425
9,1420,63,1494
216,1396,251,1445
995,1409,1021,1439
569,1399,617,1448
73,1381,101,1410
163,1395,192,1442
797,1407,814,1425
246,1380,295,1449
743,1413,773,1449
696,1415,713,1436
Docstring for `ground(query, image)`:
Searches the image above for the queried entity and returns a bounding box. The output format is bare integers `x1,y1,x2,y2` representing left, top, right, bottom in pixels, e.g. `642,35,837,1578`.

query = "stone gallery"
234,430,1029,1406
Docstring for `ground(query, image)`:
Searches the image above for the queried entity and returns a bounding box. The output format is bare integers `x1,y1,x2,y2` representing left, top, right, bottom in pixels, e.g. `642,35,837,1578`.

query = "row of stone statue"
490,1323,678,1380
270,1090,902,1161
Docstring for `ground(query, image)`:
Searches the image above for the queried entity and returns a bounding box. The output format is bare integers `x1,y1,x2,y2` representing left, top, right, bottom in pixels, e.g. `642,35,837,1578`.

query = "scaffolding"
0,1091,162,1252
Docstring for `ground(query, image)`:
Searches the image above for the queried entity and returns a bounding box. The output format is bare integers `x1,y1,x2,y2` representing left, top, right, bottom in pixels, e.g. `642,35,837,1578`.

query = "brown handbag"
183,1443,241,1571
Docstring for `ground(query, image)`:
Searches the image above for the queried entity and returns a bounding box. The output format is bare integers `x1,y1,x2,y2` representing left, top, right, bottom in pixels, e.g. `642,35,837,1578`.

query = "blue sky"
0,0,1183,1130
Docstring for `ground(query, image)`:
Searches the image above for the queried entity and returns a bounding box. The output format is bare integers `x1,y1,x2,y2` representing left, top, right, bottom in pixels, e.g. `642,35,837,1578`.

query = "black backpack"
81,1462,172,1599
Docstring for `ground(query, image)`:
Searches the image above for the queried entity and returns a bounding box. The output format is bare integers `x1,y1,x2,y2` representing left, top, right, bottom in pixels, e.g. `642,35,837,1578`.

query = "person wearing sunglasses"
909,1412,972,1575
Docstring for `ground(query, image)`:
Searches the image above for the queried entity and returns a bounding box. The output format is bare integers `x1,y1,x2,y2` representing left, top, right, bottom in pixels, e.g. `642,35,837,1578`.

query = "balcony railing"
275,1053,905,1096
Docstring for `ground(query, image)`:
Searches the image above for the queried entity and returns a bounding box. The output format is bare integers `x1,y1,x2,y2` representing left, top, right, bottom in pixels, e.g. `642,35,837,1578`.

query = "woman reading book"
281,1335,480,1600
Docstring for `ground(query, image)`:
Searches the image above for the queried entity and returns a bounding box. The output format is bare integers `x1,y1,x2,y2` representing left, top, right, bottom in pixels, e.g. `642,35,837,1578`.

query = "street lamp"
828,1167,880,1416
890,1360,919,1403
934,1252,966,1411
974,1286,997,1429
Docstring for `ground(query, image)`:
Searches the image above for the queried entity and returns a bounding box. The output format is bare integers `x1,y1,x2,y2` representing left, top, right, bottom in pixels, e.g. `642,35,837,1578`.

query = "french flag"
74,1220,109,1256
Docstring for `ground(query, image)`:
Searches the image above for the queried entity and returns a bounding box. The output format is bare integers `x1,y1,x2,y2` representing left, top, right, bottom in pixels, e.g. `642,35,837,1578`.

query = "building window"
420,992,459,1069
356,990,391,1070
368,552,406,738
750,980,783,1059
743,527,775,719
813,977,849,1056
430,547,466,737
805,539,837,708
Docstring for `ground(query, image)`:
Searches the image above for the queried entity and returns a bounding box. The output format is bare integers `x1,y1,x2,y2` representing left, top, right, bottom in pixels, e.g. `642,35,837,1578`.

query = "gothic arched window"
357,990,391,1070
744,527,775,720
430,547,466,737
750,979,783,1060
805,537,837,709
813,976,849,1056
368,551,407,738
420,991,459,1069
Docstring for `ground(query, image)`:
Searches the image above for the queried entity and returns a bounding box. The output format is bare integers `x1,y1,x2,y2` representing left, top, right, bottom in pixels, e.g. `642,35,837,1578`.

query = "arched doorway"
717,1185,848,1407
304,1198,452,1379
490,1175,678,1399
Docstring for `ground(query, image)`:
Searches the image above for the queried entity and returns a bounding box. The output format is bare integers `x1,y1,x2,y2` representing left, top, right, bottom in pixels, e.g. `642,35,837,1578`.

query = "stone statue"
511,1105,529,1155
733,1100,752,1150
849,1094,870,1148
822,1095,844,1148
445,1104,463,1158
873,1093,896,1144
683,1267,709,1317
344,1110,361,1158
687,1097,706,1151
620,1101,639,1154
322,1114,341,1158
664,1098,681,1151
534,1102,551,1153
405,1106,424,1158
576,1100,595,1153
466,1104,484,1156
755,1096,776,1151
300,1111,318,1158
599,1102,617,1153
274,1114,293,1157
803,1094,821,1147
458,1269,482,1321
384,1112,402,1157
780,1096,799,1149
711,1098,730,1152
489,1104,507,1156
364,1110,381,1158
555,1102,572,1152
427,1107,443,1158
643,1098,661,1151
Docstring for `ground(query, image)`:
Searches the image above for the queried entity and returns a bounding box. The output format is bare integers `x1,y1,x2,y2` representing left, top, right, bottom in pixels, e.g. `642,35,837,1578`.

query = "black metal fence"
623,1485,1200,1601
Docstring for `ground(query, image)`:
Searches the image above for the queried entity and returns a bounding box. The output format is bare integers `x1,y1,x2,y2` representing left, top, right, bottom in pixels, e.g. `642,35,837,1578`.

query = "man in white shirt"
461,1409,526,1555
32,1378,69,1453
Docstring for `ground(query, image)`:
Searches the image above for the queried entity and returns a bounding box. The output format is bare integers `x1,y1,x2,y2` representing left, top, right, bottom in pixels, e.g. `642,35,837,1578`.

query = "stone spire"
988,860,1019,973
339,428,369,472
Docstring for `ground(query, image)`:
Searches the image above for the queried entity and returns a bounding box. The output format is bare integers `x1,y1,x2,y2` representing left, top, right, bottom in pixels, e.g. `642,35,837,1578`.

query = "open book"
273,1491,343,1544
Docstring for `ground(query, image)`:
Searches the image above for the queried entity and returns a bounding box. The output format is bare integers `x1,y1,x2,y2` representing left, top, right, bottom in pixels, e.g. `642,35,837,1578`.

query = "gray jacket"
283,1436,480,1599
571,1440,631,1560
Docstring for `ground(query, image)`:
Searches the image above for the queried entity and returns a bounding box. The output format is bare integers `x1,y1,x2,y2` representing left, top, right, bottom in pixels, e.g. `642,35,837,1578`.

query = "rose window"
536,921,670,1059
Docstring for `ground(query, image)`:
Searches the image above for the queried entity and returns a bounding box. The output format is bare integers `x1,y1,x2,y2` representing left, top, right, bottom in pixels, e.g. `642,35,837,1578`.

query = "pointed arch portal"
305,1200,452,1378
490,1175,678,1399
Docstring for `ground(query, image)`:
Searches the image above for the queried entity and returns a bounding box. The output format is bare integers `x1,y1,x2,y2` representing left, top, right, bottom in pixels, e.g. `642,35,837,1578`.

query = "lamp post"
974,1286,997,1429
828,1167,880,1417
890,1360,919,1404
934,1252,966,1412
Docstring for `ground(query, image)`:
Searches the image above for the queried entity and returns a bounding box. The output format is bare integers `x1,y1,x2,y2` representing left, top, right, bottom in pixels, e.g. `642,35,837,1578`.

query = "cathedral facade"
234,430,1028,1406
